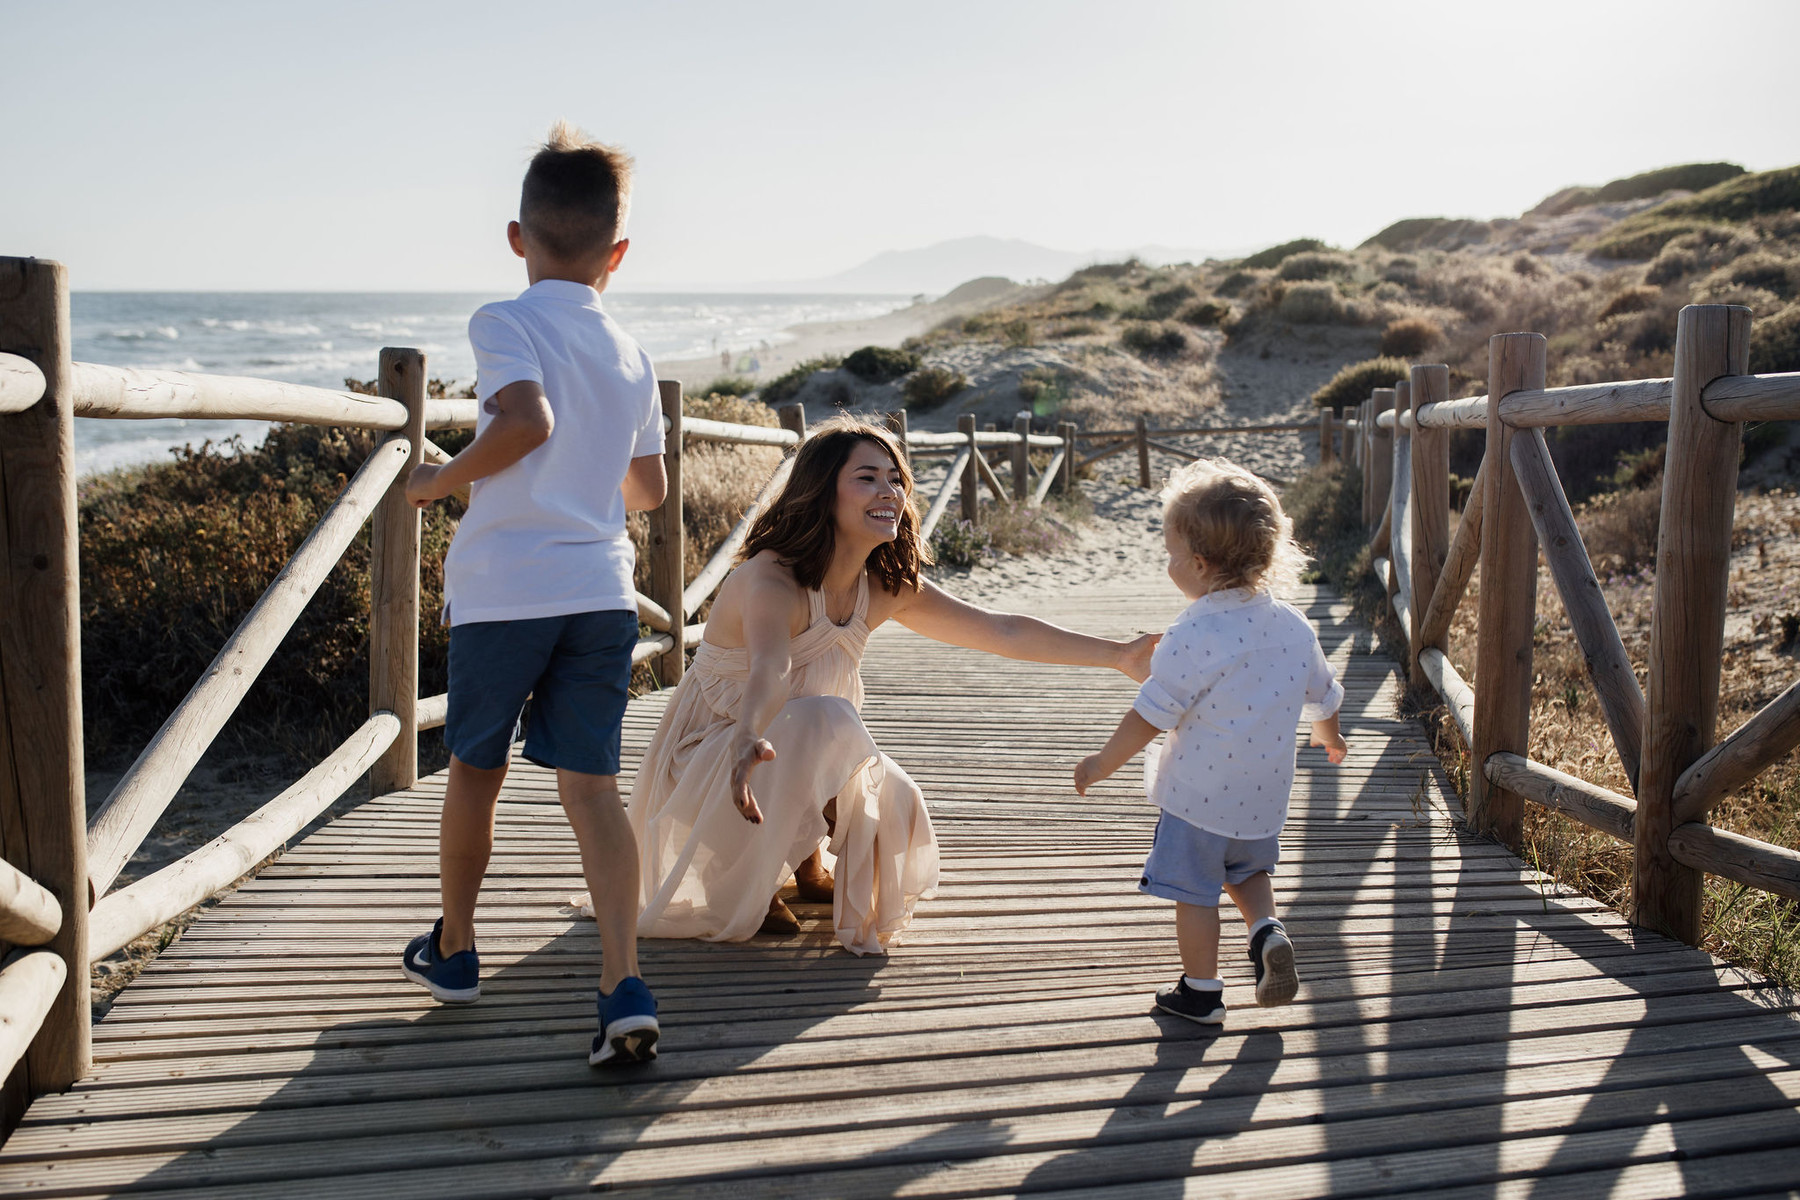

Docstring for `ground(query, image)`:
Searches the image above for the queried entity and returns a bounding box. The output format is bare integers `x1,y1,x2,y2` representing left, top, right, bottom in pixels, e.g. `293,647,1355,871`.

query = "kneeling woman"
613,415,1154,954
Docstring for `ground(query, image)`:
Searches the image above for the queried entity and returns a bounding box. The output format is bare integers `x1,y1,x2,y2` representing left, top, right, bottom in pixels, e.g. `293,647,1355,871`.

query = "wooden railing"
1359,303,1800,947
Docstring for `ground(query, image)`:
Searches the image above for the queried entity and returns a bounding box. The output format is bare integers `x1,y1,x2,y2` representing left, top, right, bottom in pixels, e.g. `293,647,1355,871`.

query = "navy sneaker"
1154,978,1226,1025
1249,921,1299,1007
401,917,480,1004
591,976,660,1066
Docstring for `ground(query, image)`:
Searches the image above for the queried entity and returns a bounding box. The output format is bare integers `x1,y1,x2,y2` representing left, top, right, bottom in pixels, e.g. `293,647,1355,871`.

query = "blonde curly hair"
1161,458,1307,594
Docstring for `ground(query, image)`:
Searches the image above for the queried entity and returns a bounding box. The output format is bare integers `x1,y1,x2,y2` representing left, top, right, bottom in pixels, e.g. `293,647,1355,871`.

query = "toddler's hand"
1073,753,1109,796
1312,729,1348,765
1117,632,1161,683
406,462,448,509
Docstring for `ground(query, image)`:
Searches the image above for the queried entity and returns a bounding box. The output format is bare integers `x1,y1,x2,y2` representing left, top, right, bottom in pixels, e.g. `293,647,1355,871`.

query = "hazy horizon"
6,0,1798,292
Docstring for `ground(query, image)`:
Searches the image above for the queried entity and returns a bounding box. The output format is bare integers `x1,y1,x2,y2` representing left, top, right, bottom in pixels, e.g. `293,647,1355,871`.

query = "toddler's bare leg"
439,755,507,954
557,769,640,993
1223,872,1278,931
1173,902,1222,979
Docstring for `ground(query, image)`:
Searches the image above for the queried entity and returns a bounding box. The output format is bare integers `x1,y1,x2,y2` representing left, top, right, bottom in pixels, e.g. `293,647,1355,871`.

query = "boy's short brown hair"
520,120,634,262
1161,458,1307,594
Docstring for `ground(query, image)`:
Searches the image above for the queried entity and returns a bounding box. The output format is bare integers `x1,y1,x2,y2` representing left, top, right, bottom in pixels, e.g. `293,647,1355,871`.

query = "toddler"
1075,459,1345,1025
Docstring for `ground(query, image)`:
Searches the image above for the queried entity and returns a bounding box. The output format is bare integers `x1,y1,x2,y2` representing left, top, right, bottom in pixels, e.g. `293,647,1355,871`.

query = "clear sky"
5,0,1797,291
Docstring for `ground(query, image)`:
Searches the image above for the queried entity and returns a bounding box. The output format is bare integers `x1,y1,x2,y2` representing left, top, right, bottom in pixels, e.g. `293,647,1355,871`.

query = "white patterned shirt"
1132,589,1343,838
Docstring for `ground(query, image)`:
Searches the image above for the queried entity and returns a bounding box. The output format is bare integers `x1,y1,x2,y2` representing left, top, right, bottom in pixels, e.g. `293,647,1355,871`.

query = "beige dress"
624,572,938,955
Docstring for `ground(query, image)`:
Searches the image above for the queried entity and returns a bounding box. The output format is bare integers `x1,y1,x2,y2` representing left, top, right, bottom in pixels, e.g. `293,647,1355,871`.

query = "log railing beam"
1635,305,1751,944
1409,366,1450,690
0,858,61,948
1469,334,1545,845
1673,676,1800,825
0,256,91,1108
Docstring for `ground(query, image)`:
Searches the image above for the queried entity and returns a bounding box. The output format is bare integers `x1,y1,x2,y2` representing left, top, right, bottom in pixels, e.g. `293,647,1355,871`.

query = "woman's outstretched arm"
724,569,800,824
893,579,1158,681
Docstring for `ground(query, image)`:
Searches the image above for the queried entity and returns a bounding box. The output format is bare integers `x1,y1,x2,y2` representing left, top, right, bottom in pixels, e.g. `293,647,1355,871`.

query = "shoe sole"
590,1016,660,1066
401,964,480,1004
1255,937,1299,1007
1154,996,1225,1025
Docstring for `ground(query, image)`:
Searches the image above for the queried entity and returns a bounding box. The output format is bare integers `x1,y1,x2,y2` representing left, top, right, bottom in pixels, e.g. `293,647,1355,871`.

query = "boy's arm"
1074,709,1159,796
622,452,668,511
1310,712,1347,764
407,381,553,506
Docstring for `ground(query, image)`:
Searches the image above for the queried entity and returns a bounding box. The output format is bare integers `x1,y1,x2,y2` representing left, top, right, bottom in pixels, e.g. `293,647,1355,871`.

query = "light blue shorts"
1138,811,1280,907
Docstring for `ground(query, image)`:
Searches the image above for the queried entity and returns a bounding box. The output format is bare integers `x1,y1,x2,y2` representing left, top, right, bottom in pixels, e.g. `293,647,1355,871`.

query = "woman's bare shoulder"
709,552,809,644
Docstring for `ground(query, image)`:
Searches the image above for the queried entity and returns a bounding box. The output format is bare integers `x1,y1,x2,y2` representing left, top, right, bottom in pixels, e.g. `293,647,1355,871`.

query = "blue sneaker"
401,918,480,1003
591,976,659,1066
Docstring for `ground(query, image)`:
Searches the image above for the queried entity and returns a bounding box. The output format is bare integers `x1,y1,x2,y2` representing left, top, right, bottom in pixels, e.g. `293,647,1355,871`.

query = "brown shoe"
794,867,835,904
760,895,801,935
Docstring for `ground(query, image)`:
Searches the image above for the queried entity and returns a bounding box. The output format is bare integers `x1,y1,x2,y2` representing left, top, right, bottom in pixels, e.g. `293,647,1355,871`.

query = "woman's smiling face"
834,439,906,545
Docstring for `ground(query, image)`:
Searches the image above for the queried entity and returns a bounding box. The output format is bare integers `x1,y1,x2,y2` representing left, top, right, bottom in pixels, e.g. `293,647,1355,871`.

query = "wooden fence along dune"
4,245,1800,1191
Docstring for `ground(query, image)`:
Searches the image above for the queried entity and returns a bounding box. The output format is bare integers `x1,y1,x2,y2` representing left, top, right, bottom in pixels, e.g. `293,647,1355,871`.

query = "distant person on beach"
1075,459,1345,1026
400,121,667,1066
576,415,1158,951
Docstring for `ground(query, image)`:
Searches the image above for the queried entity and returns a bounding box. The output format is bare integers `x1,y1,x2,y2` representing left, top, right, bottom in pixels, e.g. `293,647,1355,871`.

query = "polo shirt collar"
1182,588,1270,618
523,279,604,308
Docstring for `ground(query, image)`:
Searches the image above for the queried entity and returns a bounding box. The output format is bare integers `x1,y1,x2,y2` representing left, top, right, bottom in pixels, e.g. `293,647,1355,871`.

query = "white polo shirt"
442,279,665,626
1133,589,1343,839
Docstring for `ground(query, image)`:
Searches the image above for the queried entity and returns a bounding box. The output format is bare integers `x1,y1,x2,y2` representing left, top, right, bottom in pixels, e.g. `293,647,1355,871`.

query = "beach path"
4,567,1799,1197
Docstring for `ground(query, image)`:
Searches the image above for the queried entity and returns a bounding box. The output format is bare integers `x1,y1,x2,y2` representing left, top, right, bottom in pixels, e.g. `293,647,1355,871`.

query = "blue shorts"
445,609,639,776
1138,811,1281,907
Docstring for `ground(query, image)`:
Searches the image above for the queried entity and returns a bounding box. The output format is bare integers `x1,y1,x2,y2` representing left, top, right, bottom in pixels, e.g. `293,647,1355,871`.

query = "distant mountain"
808,236,1232,295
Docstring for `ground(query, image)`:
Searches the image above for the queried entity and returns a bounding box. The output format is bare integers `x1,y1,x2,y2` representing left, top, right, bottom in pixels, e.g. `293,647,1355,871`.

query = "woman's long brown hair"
738,414,930,594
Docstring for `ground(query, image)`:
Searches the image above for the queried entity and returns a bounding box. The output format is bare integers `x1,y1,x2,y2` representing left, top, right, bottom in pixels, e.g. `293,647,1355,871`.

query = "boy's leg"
557,768,639,993
1226,870,1298,1007
1173,902,1222,980
438,755,509,954
1222,871,1277,931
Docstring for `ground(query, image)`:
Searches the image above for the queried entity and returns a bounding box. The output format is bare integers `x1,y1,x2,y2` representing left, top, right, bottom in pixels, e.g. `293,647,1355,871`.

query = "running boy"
400,122,667,1065
1074,459,1346,1025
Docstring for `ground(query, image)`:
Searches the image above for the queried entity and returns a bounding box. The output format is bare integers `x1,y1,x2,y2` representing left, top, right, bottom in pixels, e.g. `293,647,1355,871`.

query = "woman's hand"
1115,632,1161,682
728,730,776,824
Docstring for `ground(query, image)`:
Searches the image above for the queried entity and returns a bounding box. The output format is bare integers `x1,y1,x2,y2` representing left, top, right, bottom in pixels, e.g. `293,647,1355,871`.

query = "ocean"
70,291,907,477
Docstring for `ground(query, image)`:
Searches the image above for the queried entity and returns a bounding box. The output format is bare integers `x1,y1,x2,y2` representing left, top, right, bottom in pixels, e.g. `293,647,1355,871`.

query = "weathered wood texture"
1636,306,1751,945
368,349,426,796
1408,366,1450,690
1416,458,1484,655
1367,388,1394,531
1470,334,1545,846
1510,427,1644,789
1675,676,1800,825
0,857,60,948
0,257,90,1112
646,382,686,686
0,353,45,415
6,567,1797,1195
959,414,981,522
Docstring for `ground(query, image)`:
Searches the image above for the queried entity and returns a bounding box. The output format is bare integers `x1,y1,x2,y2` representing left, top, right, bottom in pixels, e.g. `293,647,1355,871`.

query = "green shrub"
902,365,969,409
686,391,779,426
1712,252,1799,301
1310,356,1412,408
1751,304,1800,373
1590,219,1735,260
1177,299,1232,327
929,518,992,568
1277,281,1348,324
1359,218,1490,251
699,374,757,397
1000,318,1036,348
1378,316,1443,357
1276,252,1354,282
1215,270,1259,297
1120,321,1189,357
1017,368,1067,412
1645,225,1761,283
1146,283,1196,317
1593,162,1746,203
1597,286,1662,320
758,355,841,405
842,345,920,382
1283,462,1381,616
1240,238,1327,271
1053,320,1099,337
1593,166,1800,258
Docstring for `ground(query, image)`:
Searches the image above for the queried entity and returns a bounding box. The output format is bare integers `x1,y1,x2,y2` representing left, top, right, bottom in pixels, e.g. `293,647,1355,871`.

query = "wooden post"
1318,407,1335,465
648,381,686,686
1135,414,1151,487
0,257,89,1115
1409,365,1450,690
369,348,426,796
1011,412,1031,503
883,409,909,473
958,413,979,523
1469,334,1545,845
778,402,806,443
1057,420,1077,497
1635,305,1751,944
1368,388,1394,530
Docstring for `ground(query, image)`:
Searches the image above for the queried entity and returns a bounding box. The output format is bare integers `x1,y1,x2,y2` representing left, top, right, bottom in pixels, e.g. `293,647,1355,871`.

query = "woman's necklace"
824,575,859,626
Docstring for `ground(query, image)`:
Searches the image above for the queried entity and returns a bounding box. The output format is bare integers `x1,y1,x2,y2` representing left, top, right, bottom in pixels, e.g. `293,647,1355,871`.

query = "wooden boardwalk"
4,579,1800,1197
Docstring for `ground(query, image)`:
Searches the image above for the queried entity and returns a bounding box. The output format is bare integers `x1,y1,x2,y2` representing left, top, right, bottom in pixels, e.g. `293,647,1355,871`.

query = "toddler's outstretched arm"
1311,713,1347,764
1075,709,1159,795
